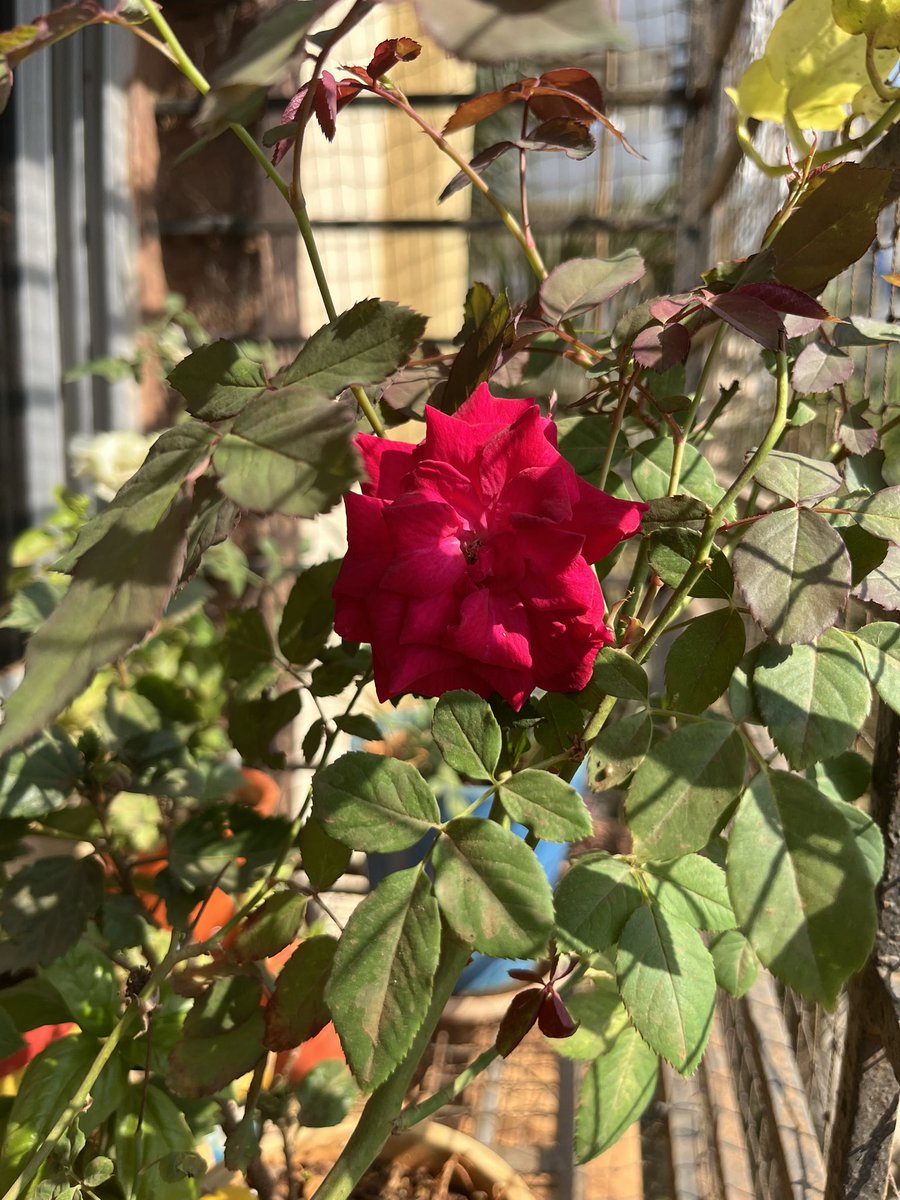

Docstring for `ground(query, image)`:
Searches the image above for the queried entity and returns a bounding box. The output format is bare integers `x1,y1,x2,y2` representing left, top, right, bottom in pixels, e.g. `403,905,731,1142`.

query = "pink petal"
357,434,416,499
449,589,532,670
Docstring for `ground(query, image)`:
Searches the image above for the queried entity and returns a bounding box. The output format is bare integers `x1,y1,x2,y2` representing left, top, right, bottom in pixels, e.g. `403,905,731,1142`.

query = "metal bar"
153,214,677,237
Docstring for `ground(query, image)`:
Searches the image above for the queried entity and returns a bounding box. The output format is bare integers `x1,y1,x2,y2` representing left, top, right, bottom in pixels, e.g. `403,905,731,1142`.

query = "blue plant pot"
367,764,585,994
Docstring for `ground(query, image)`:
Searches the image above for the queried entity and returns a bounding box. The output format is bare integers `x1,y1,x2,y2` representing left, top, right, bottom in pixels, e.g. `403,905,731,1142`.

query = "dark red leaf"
530,68,604,121
733,283,828,321
314,71,338,141
649,297,686,323
520,117,595,160
443,83,529,133
537,988,578,1039
706,292,785,351
496,988,544,1057
633,322,691,371
438,141,515,203
507,966,545,983
270,83,310,165
366,36,421,78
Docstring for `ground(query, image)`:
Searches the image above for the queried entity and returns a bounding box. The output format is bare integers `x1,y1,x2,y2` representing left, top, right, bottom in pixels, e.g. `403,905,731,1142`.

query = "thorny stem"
0,932,181,1200
597,365,639,491
667,322,727,496
135,0,384,436
519,101,535,250
374,81,548,282
636,346,791,666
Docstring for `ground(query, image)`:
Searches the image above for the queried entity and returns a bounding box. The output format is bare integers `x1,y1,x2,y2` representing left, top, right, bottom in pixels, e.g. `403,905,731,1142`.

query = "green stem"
865,35,900,103
135,0,383,436
635,346,791,665
1,936,180,1200
597,367,638,491
736,96,900,176
667,323,727,496
395,1048,498,1131
312,935,474,1200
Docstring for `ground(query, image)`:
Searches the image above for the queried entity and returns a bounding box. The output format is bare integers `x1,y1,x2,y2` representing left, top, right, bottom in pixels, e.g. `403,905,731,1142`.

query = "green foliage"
326,869,440,1089
0,0,896,1189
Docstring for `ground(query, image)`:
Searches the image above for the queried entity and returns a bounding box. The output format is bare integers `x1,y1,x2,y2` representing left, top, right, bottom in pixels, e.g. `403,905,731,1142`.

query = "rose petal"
449,589,532,670
357,434,416,499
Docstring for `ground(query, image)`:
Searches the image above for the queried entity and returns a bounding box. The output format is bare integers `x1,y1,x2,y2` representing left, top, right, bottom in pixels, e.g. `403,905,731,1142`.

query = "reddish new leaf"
706,292,785,351
496,988,544,1057
366,36,421,78
315,70,339,141
530,68,605,121
733,283,828,321
633,322,691,372
521,117,595,159
537,989,578,1039
444,84,525,134
438,141,515,202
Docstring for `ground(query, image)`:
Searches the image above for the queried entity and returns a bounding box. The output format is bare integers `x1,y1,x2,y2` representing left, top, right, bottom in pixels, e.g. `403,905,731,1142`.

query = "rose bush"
333,384,646,709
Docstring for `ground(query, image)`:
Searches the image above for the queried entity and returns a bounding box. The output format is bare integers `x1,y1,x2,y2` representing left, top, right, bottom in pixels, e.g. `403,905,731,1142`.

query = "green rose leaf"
790,342,854,394
0,1007,24,1059
729,646,765,724
42,942,119,1037
55,423,215,571
0,489,194,755
541,252,645,323
575,1024,659,1163
642,855,736,932
212,392,359,518
167,339,267,421
632,438,727,510
326,868,440,1090
227,689,302,768
497,769,592,842
116,1084,198,1200
754,450,842,502
554,853,644,955
768,163,894,295
278,560,342,666
732,506,851,644
277,299,426,393
167,976,266,1098
296,1060,359,1128
646,528,733,599
230,890,307,964
297,818,352,891
313,752,440,852
843,487,900,544
591,647,649,702
589,711,652,788
642,496,710,526
835,799,885,888
548,974,630,1061
753,630,870,768
432,690,502,780
433,818,554,957
664,607,746,714
263,936,337,1052
854,543,900,610
0,856,103,968
855,621,900,711
0,1036,126,1193
0,731,82,820
709,930,759,999
555,414,614,478
807,750,871,804
617,905,716,1076
727,771,877,1007
626,719,746,862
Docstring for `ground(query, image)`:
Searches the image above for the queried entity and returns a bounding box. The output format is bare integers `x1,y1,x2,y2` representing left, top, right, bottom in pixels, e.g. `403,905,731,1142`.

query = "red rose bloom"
333,385,646,710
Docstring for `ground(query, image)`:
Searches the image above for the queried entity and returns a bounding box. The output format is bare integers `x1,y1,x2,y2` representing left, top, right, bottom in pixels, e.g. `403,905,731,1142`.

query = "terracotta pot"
292,1118,538,1200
